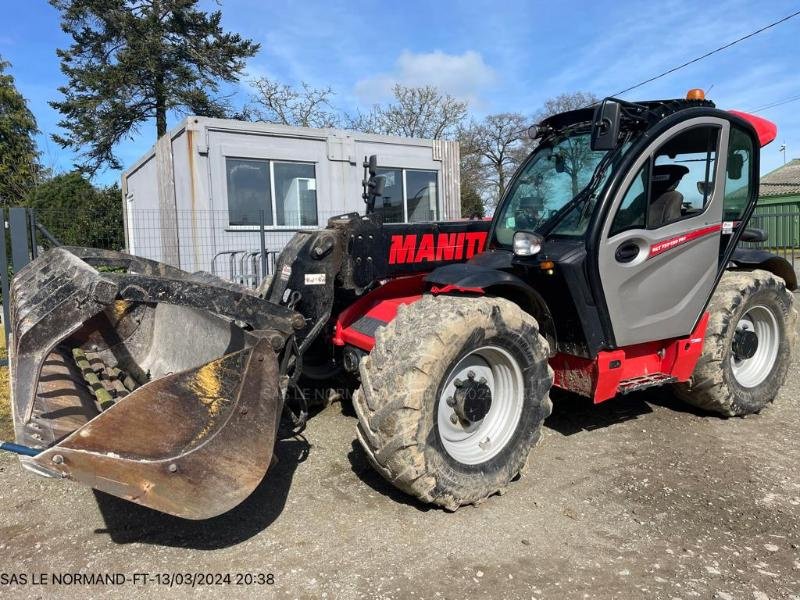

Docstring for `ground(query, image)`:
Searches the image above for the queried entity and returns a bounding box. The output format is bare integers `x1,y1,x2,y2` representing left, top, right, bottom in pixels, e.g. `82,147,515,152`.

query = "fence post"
8,207,30,273
0,208,10,349
259,209,267,278
27,207,37,259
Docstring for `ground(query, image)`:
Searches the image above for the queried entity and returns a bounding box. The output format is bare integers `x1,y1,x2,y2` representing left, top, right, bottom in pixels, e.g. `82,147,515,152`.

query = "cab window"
723,125,754,221
609,125,720,235
609,164,648,236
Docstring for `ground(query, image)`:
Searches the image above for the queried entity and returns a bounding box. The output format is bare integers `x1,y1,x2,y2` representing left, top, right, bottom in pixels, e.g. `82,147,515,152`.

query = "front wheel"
673,270,797,416
353,295,553,510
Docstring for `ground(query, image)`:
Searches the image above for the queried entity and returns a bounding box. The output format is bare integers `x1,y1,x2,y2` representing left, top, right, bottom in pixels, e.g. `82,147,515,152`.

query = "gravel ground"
1,357,799,599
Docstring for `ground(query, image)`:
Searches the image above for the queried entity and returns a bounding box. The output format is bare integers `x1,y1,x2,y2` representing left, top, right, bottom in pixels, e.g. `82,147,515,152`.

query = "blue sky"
2,0,799,186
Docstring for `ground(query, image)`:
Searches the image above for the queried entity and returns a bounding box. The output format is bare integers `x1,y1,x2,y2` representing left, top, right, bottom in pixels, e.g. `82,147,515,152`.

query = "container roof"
760,159,800,198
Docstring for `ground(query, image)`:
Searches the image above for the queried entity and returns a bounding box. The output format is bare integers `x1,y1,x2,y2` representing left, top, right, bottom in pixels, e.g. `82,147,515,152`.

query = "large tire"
353,295,553,510
673,269,798,416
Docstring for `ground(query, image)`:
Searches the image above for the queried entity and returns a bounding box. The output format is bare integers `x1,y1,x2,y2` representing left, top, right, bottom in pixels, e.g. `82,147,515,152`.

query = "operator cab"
448,90,777,358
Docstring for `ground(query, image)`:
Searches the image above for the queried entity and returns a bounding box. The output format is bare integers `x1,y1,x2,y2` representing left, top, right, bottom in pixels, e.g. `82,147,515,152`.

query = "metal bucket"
8,248,297,519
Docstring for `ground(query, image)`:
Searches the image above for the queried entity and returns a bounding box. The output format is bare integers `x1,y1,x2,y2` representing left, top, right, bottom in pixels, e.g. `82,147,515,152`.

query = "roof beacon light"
686,88,706,101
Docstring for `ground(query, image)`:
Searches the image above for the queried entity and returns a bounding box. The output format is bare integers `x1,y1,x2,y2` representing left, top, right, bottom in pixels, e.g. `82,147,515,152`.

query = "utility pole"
778,141,787,165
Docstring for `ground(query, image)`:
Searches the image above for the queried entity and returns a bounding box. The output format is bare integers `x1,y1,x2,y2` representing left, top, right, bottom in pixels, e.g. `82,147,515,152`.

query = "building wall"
122,117,460,278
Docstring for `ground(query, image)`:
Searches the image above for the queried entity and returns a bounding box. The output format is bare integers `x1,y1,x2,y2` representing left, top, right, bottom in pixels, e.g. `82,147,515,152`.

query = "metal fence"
31,207,354,288
742,209,800,271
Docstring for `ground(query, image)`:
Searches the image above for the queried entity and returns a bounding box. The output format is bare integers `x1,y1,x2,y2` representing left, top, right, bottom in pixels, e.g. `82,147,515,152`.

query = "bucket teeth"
110,379,129,398
71,347,140,411
122,375,137,391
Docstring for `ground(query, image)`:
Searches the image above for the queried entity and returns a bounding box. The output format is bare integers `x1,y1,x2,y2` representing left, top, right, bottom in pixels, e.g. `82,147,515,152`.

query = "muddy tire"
672,269,797,416
353,295,553,510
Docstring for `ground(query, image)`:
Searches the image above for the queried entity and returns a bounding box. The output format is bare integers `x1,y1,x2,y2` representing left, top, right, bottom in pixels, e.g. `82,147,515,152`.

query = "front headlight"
512,231,543,256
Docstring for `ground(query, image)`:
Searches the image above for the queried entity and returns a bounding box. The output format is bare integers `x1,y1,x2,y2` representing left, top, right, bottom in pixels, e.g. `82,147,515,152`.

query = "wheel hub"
732,328,758,360
730,305,780,389
437,346,524,465
453,372,492,423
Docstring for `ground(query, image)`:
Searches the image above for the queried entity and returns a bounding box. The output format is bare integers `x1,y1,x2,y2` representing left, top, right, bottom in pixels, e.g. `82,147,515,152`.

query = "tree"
458,142,486,217
349,85,468,140
27,172,124,250
0,57,40,204
538,91,598,119
461,113,530,206
50,0,259,174
241,78,341,128
460,177,485,219
536,92,599,197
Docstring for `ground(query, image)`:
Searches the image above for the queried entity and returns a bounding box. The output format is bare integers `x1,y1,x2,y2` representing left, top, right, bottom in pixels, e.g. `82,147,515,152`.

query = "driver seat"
647,164,689,228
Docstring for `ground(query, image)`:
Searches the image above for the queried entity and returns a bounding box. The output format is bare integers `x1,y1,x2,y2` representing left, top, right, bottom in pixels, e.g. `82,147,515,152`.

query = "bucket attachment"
8,247,301,519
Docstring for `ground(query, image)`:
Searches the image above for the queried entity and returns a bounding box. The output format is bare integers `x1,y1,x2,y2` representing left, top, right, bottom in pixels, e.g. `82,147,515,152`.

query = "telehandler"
4,90,796,518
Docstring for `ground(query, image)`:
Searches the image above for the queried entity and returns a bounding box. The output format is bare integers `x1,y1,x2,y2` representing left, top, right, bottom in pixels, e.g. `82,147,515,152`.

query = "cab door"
597,117,730,347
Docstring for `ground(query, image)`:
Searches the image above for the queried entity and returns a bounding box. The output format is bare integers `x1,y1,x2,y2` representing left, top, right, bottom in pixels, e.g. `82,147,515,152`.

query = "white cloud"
354,50,496,104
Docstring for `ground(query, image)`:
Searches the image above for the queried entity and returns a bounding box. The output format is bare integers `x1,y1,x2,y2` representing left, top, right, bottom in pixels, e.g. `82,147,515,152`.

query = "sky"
2,0,799,186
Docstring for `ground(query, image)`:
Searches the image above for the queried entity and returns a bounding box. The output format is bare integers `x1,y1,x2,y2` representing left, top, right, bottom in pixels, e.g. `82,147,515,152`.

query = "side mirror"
554,153,566,174
728,153,744,179
591,100,621,151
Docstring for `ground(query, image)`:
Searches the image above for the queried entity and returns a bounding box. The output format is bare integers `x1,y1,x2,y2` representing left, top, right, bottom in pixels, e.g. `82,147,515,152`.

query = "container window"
406,170,438,222
375,167,404,223
226,158,272,226
274,162,318,226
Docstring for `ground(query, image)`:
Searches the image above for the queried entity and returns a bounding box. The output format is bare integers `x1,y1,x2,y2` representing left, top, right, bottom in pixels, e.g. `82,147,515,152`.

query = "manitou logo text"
388,232,488,265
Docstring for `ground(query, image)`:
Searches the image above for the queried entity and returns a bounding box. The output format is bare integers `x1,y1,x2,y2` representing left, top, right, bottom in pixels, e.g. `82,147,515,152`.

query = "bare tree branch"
243,77,341,128
347,85,468,140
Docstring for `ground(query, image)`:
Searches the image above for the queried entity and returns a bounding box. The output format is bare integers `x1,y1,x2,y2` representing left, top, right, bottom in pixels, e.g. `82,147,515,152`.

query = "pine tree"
50,0,259,174
0,57,40,204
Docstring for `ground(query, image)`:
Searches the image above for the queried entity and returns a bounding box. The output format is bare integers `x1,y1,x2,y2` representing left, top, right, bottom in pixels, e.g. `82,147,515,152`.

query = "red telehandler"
3,91,796,518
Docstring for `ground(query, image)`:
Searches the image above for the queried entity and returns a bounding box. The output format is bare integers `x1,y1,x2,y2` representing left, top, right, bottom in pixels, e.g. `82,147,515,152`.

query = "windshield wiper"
540,131,632,234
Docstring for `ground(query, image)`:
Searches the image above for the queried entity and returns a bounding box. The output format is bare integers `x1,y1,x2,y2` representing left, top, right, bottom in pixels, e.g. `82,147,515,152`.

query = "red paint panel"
550,353,596,398
551,313,709,402
728,110,778,147
648,223,722,259
668,312,709,381
333,274,426,351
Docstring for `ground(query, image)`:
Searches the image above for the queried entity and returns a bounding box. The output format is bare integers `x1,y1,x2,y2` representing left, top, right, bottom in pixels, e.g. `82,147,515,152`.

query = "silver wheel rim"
730,305,780,388
436,345,524,465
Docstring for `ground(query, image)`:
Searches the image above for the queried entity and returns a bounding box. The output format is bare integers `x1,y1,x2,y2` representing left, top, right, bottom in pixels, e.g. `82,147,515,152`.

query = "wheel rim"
437,345,524,465
730,305,780,388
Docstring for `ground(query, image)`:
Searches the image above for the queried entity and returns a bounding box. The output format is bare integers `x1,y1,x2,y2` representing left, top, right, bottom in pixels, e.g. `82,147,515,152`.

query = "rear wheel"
673,270,797,416
353,295,553,510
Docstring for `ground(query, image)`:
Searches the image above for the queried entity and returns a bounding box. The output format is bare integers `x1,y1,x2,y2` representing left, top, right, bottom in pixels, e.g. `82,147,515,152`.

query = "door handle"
615,242,640,263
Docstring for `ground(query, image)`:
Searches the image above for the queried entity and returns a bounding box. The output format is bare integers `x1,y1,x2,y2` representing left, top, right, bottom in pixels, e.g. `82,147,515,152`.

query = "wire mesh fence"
32,207,350,288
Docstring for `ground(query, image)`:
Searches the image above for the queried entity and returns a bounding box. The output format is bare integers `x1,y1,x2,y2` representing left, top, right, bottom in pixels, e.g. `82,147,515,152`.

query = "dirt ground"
1,355,799,599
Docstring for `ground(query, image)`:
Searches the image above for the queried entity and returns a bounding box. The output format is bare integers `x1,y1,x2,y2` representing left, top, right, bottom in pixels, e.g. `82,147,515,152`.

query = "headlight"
512,231,543,256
